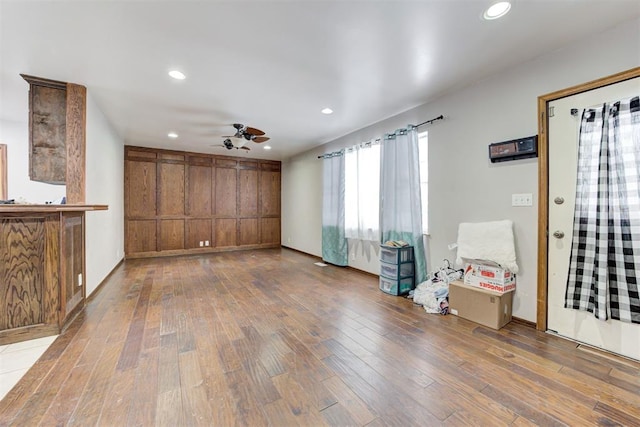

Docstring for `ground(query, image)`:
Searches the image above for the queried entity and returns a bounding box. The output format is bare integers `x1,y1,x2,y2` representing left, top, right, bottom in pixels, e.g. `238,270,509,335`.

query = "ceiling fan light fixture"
168,70,186,80
484,1,511,20
321,107,333,115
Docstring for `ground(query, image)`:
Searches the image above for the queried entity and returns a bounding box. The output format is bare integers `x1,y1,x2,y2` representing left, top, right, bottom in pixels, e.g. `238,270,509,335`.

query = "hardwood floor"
1,248,638,426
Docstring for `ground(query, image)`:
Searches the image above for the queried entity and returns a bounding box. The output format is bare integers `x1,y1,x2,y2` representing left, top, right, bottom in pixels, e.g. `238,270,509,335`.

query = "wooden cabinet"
124,146,281,257
0,205,107,345
21,74,87,203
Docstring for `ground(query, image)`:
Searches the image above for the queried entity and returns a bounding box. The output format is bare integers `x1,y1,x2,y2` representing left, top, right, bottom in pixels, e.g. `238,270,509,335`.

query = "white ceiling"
1,1,639,161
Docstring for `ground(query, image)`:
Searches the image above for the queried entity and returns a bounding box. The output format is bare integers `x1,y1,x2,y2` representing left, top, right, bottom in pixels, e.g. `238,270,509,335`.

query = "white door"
547,77,640,361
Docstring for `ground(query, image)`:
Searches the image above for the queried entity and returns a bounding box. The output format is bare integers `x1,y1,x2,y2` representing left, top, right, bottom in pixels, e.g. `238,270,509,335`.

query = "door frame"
536,67,640,330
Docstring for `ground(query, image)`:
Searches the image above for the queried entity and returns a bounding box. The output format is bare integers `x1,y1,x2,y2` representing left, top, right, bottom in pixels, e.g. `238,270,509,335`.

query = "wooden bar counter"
0,204,107,344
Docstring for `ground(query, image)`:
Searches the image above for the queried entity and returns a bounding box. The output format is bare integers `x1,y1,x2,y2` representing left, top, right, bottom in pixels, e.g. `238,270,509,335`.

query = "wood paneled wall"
124,146,281,258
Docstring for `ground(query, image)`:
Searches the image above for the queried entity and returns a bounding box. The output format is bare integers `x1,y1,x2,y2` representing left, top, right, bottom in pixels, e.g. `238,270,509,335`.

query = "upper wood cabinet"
124,146,281,258
21,74,86,203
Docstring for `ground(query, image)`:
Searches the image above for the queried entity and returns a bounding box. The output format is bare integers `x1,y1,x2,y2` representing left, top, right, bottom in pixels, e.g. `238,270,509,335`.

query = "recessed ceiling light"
484,1,511,20
168,70,186,80
263,145,272,150
321,108,333,115
167,132,178,138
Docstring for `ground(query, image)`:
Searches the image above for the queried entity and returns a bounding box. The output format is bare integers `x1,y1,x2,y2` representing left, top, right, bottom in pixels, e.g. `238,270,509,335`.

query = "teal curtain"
380,126,428,283
322,154,348,266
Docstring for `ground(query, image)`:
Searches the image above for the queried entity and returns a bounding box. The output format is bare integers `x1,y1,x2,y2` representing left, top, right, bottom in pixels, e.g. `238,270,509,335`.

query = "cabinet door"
126,160,156,217
160,220,185,251
159,163,185,216
260,170,281,216
63,214,84,316
188,165,212,216
261,218,280,245
239,218,259,245
216,219,237,247
239,169,258,216
0,218,45,329
215,168,237,216
126,220,157,254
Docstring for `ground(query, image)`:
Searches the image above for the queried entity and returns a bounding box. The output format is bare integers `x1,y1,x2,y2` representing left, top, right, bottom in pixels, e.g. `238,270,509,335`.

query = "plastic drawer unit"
379,245,415,296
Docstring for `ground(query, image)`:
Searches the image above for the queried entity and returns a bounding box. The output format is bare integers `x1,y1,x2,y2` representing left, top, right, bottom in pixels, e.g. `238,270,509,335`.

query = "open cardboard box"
449,280,514,330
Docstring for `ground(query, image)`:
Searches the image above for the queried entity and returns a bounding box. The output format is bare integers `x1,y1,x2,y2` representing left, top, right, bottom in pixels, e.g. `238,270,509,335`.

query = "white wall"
282,18,640,322
85,91,124,296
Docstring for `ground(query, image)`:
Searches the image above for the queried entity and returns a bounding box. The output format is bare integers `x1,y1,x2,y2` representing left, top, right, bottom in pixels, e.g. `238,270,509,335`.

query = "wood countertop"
0,204,108,213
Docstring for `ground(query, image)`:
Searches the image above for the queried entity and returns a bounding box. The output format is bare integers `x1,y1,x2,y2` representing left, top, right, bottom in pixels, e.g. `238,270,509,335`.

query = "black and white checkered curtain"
565,96,640,324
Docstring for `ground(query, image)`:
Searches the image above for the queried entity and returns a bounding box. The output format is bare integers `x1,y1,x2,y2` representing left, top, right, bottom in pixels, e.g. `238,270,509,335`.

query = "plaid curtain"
565,96,640,324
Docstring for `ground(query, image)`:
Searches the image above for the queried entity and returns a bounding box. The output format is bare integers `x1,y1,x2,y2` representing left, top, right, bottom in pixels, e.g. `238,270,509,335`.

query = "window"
418,131,429,234
345,143,380,241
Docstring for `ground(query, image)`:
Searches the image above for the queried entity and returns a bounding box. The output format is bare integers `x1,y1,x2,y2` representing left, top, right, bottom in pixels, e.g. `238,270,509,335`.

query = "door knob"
553,230,565,239
554,197,564,205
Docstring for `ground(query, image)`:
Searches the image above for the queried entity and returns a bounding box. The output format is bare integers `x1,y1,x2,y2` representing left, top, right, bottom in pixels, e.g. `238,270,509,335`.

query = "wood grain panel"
260,171,280,216
0,144,7,200
239,219,259,246
126,149,157,160
160,220,185,251
216,219,237,247
160,153,184,161
261,218,280,245
126,161,156,217
0,218,45,330
126,220,157,254
216,158,237,168
29,84,67,184
62,215,84,316
65,83,86,204
187,165,212,216
215,168,237,216
159,163,185,216
43,215,61,326
239,169,258,216
186,219,212,249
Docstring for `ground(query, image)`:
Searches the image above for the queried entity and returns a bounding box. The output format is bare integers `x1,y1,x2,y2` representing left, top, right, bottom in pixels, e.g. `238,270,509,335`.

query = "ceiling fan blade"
239,146,250,151
245,126,265,136
252,136,270,143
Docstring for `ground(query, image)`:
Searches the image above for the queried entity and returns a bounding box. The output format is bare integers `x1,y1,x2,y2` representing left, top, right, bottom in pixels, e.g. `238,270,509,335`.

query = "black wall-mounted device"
488,135,538,163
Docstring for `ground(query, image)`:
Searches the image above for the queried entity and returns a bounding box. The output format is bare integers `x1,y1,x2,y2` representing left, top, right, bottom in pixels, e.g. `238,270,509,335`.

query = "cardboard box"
448,280,514,330
462,258,516,293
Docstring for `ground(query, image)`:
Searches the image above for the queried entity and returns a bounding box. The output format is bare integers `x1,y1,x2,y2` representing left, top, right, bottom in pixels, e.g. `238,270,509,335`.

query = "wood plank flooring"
1,248,639,426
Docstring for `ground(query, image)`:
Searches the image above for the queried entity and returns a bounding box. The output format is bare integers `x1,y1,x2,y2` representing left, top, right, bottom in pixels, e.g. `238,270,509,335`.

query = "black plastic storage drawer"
379,276,414,296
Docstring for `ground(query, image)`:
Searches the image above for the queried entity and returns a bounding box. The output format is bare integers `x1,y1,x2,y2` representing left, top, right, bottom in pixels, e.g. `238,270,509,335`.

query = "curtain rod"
318,114,444,159
415,115,444,127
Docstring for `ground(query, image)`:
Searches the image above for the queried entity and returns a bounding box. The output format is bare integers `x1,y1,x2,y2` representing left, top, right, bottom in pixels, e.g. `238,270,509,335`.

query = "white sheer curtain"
322,154,348,266
345,143,380,241
380,126,428,284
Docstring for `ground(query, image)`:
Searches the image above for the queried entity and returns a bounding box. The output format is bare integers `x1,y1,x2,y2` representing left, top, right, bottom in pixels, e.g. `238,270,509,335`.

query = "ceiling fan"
215,123,270,151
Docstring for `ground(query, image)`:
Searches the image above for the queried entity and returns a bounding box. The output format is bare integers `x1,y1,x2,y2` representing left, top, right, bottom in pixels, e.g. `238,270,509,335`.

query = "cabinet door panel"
0,218,45,329
126,160,156,217
260,170,281,216
240,218,259,245
215,168,237,216
239,169,258,216
160,220,185,251
261,218,281,245
216,219,237,247
186,219,212,249
126,220,157,254
188,165,212,216
159,163,185,216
